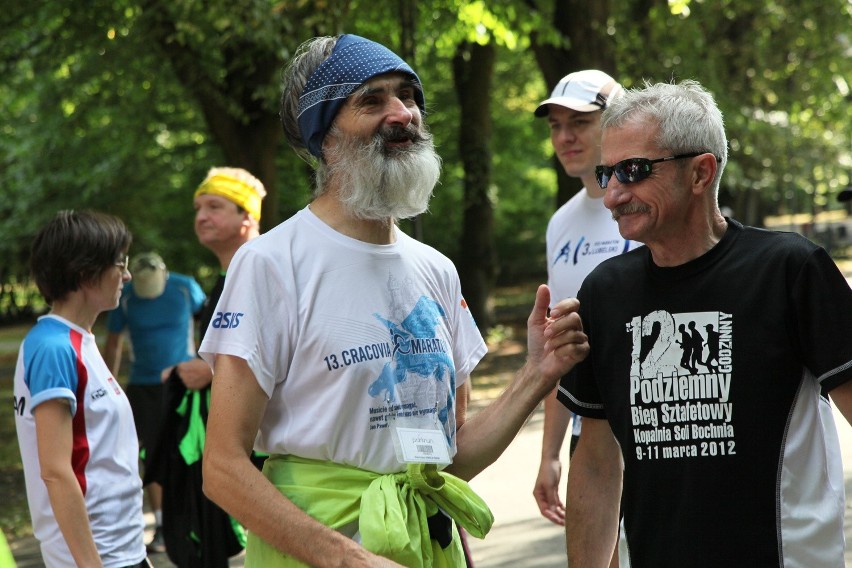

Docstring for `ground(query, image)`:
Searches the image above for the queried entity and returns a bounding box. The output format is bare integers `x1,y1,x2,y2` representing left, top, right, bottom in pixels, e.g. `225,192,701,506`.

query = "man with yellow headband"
145,166,265,568
199,35,589,567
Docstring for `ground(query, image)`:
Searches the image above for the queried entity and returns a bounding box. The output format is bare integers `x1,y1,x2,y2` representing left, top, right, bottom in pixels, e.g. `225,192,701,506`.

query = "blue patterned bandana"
297,34,426,158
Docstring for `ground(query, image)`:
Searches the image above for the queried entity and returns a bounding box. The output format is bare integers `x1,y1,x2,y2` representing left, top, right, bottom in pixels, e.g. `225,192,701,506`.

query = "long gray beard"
322,124,442,221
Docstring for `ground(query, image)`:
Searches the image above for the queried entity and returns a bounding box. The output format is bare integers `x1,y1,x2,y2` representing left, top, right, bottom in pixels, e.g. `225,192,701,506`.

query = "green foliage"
0,0,850,316
610,0,852,223
1,1,219,283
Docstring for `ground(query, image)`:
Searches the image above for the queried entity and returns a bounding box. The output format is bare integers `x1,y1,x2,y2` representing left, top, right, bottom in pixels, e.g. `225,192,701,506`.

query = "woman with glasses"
13,210,150,568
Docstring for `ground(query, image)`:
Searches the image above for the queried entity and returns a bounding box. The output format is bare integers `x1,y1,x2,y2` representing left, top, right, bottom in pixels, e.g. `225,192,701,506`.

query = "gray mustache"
612,202,650,220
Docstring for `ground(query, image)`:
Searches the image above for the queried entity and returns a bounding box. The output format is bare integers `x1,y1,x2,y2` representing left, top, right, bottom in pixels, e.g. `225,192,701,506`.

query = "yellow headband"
194,174,263,221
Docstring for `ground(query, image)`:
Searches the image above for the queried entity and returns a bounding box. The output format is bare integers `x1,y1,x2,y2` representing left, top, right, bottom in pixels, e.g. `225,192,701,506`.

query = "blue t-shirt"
107,272,206,385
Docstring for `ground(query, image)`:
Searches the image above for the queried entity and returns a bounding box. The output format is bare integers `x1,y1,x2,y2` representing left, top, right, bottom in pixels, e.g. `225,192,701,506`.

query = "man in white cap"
531,71,636,558
104,252,206,553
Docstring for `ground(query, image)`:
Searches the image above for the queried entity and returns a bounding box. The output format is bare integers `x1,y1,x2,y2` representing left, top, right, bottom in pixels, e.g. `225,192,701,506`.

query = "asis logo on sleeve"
211,311,244,329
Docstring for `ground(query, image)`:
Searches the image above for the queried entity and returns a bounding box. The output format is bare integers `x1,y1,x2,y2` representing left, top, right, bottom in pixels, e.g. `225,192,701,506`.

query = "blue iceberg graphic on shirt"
368,296,455,436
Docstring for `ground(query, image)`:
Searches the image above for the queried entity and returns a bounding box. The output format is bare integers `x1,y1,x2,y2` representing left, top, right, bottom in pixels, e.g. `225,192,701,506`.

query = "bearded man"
199,35,590,568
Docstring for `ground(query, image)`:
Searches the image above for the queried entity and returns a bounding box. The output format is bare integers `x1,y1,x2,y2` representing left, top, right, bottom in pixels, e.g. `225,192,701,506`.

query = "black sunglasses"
595,152,706,189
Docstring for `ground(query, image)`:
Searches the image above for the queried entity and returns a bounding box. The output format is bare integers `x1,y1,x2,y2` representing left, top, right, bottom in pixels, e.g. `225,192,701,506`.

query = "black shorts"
126,383,166,459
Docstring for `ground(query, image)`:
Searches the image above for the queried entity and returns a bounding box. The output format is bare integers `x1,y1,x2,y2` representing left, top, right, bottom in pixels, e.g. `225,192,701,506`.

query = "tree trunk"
197,100,282,233
397,0,423,241
138,0,283,231
452,41,497,332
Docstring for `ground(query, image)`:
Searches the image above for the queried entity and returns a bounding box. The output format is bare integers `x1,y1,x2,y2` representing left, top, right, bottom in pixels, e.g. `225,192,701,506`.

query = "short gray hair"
602,80,728,193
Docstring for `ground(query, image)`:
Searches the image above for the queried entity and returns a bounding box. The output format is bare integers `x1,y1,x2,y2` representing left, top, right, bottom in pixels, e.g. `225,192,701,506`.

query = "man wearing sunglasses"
559,79,852,567
531,70,635,557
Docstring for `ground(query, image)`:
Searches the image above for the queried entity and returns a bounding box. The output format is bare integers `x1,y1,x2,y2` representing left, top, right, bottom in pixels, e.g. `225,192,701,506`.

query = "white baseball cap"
534,69,623,117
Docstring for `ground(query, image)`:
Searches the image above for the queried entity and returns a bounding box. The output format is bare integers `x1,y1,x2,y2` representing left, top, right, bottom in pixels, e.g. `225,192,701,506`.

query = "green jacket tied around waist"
245,455,494,567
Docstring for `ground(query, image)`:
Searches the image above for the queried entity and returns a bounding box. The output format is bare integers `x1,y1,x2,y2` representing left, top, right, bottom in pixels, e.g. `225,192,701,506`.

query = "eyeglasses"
115,255,129,272
595,152,705,189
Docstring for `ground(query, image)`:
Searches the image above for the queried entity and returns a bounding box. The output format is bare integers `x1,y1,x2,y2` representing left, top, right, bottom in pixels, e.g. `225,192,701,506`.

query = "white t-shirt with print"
200,207,487,474
14,315,146,568
546,187,636,305
546,188,636,438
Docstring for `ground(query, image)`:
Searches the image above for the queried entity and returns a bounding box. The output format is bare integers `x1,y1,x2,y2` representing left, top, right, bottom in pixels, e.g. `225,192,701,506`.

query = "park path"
9,402,851,568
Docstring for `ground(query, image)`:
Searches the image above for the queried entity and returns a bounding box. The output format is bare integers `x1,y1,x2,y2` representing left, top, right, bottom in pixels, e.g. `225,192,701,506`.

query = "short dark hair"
31,210,132,304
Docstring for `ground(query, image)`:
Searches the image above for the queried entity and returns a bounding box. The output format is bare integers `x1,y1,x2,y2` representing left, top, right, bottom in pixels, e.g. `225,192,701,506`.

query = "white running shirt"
200,207,487,474
14,315,146,568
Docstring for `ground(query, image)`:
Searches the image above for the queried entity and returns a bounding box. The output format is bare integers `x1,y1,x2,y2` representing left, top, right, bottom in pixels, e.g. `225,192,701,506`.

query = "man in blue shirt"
104,252,205,553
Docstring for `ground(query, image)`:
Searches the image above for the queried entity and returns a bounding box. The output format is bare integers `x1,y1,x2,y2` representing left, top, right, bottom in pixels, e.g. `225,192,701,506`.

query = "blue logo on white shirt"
211,311,244,329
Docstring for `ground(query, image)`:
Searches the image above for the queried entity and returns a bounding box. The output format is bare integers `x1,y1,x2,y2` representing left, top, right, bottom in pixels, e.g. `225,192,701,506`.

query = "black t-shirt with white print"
559,219,852,568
